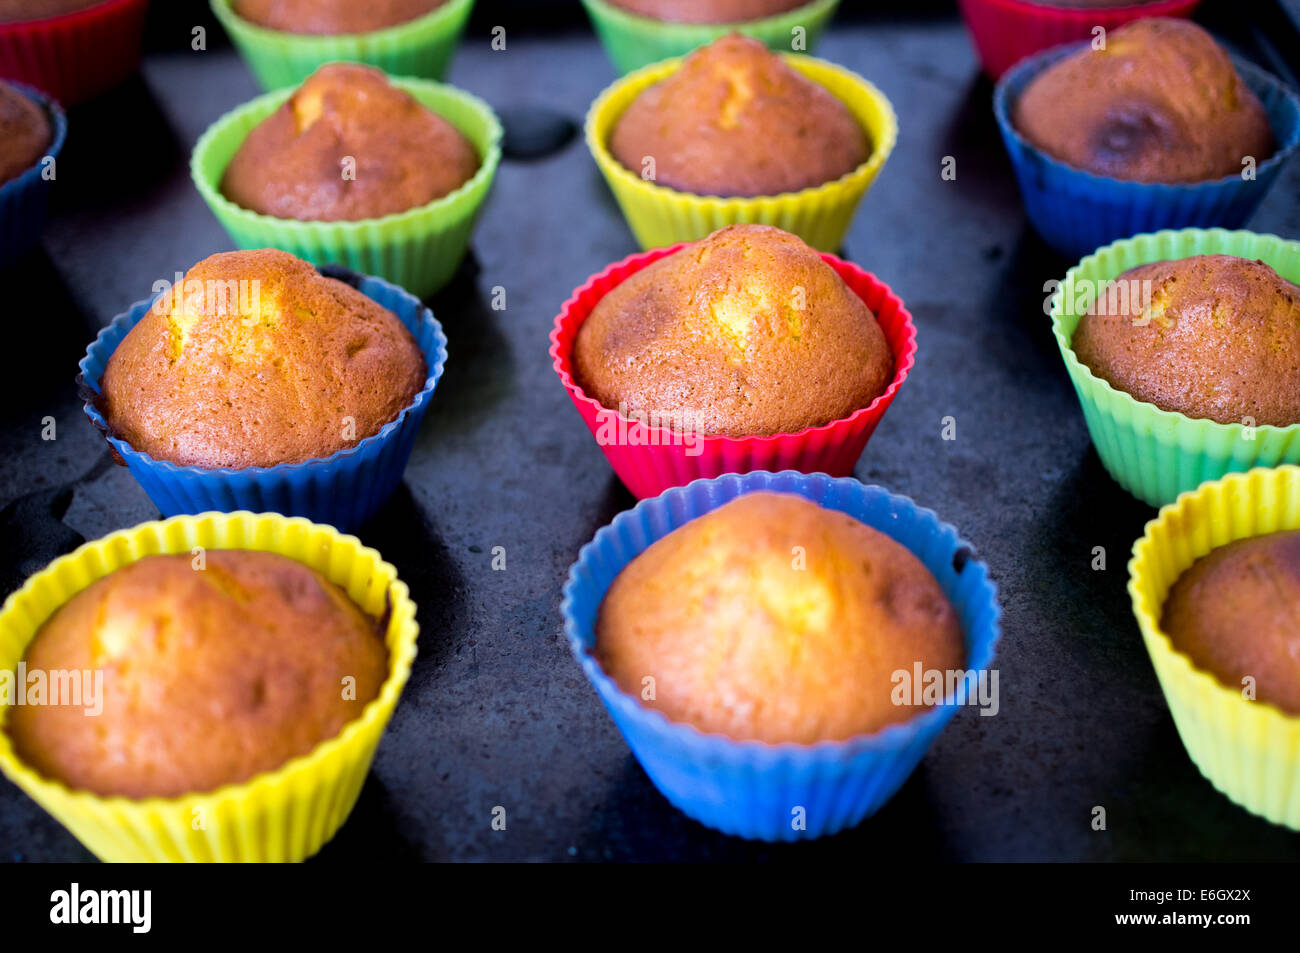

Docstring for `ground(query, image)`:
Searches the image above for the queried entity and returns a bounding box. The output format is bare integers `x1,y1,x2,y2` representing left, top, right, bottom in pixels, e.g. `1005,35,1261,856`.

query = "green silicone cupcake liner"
211,0,476,90
581,0,840,74
191,74,502,301
1050,228,1300,508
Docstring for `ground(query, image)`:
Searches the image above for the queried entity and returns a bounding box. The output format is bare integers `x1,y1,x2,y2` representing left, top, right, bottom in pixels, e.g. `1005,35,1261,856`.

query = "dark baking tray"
3,0,1300,862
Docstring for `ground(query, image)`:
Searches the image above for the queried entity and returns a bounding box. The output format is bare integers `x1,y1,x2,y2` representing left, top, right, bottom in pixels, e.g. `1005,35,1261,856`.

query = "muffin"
606,0,808,23
1012,18,1275,183
1071,254,1300,427
0,0,104,22
608,33,868,198
98,248,426,469
221,62,480,222
594,491,966,744
0,80,50,186
231,0,446,34
1160,529,1300,716
6,550,388,799
572,224,892,438
1128,468,1300,831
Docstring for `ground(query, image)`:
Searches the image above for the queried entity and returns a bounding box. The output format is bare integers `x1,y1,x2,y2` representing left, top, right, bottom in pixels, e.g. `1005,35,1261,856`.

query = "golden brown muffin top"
609,33,869,198
0,0,104,23
6,551,389,799
220,63,480,223
1161,530,1300,716
100,249,426,469
1012,18,1275,183
595,492,967,744
607,0,807,23
573,225,893,438
233,0,446,34
1071,254,1300,427
0,80,50,186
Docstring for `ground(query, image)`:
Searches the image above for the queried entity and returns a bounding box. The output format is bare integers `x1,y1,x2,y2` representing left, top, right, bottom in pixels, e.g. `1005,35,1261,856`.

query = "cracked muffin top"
99,248,426,469
1071,254,1300,427
221,63,479,222
572,224,893,438
609,33,869,198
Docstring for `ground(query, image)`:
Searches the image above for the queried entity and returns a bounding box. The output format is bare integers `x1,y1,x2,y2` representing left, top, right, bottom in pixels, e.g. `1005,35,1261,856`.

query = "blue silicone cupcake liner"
994,45,1300,261
0,82,66,270
562,470,1002,841
77,265,447,532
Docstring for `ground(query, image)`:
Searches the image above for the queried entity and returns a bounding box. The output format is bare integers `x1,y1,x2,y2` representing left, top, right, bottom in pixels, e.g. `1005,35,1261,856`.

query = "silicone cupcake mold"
586,51,897,252
957,0,1199,79
995,48,1300,261
0,81,65,270
79,266,448,532
0,510,419,861
1050,228,1300,508
1129,466,1300,830
0,0,150,105
211,0,475,91
192,74,502,300
550,242,916,499
563,470,1001,840
582,0,840,74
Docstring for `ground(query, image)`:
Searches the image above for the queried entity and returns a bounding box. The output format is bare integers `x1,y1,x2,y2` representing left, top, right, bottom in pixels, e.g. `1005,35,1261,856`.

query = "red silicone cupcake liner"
0,0,150,106
956,0,1200,79
549,243,918,500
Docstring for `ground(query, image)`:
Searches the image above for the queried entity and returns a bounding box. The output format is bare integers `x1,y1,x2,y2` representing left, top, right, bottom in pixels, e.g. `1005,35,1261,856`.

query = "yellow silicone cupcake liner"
0,512,420,862
1128,466,1300,829
585,52,897,251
